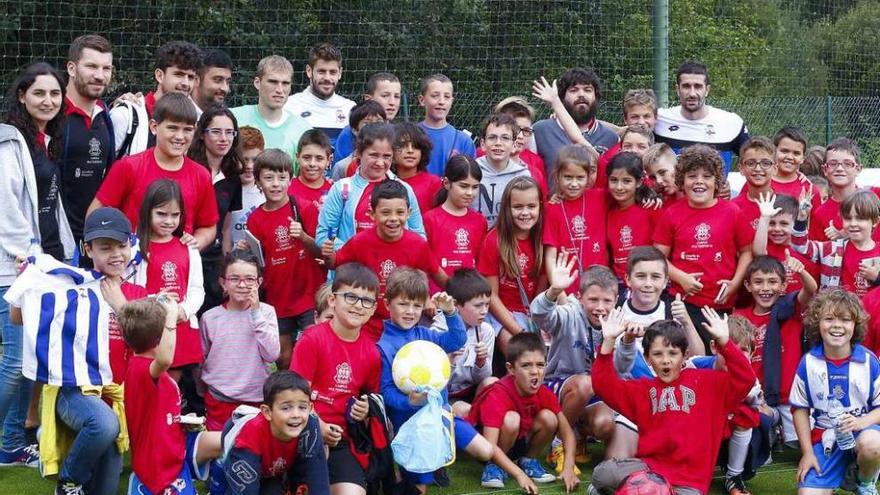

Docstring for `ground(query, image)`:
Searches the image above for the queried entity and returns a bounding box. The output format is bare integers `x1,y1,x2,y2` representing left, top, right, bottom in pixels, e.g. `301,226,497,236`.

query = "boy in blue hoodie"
377,267,536,494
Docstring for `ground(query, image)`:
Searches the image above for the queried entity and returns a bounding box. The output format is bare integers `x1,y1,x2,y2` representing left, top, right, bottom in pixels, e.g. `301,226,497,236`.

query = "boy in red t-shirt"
652,144,753,350
769,126,822,214
752,193,821,295
468,332,580,493
289,129,333,212
732,137,778,238
323,179,448,340
120,297,221,495
733,255,816,452
590,307,756,494
246,149,322,369
290,263,381,495
91,93,219,250
220,371,329,495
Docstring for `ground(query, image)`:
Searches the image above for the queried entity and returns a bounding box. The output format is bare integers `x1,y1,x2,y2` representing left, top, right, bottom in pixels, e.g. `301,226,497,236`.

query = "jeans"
55,387,121,494
0,285,33,451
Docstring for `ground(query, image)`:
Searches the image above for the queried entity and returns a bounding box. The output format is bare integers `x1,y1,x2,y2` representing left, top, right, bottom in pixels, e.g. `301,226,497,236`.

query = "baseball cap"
83,207,132,243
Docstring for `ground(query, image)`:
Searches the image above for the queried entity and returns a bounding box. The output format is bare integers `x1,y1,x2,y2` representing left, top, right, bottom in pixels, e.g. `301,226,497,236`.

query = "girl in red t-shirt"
478,176,545,356
392,122,441,214
134,179,205,378
424,156,488,285
606,152,660,281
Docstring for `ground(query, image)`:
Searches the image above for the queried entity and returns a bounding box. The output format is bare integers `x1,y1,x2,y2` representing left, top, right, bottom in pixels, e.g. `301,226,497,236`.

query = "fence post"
825,95,832,144
653,0,670,108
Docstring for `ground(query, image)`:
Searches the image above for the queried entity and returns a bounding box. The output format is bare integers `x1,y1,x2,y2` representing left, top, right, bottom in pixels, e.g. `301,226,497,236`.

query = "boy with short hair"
378,268,538,494
289,129,334,211
120,297,221,494
246,149,321,369
619,124,654,157
493,97,548,194
791,289,880,494
231,55,312,160
333,72,402,165
221,370,329,495
110,40,203,157
325,180,448,340
769,126,822,213
793,189,880,298
752,193,821,295
93,92,219,250
732,137,777,235
590,306,756,495
290,263,382,495
473,113,531,226
733,255,816,455
418,74,477,176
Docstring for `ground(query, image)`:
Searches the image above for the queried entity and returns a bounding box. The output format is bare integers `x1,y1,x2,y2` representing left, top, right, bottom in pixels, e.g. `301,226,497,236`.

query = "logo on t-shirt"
694,222,711,248
516,253,529,272
161,261,178,284
620,225,633,248
301,111,312,118
571,215,586,238
336,109,346,124
455,228,470,250
89,137,102,160
334,362,352,388
380,259,397,280
705,124,716,137
275,225,291,248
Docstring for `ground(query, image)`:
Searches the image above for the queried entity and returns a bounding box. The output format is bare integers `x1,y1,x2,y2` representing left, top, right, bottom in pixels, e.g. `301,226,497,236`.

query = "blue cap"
83,207,132,243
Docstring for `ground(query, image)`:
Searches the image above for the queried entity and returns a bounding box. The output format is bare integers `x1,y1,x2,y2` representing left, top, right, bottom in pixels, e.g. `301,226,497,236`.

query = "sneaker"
545,442,564,473
858,482,880,495
433,466,451,487
843,460,860,493
481,463,506,489
724,474,751,495
55,481,84,495
0,444,39,468
517,457,556,483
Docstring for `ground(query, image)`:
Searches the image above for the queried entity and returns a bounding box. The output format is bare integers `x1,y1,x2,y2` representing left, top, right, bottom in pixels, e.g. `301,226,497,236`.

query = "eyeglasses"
518,126,533,137
223,276,259,286
205,128,238,138
824,160,858,170
334,291,377,309
741,159,774,170
484,134,514,143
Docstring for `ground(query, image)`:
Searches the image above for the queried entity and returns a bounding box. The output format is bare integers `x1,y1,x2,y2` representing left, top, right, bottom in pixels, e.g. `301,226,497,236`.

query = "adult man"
192,48,233,112
231,55,312,160
533,67,619,185
109,40,203,157
62,34,116,247
654,60,749,177
284,42,355,148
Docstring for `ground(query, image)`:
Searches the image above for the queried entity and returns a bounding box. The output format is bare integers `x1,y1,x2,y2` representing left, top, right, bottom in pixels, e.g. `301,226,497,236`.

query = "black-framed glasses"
205,128,238,138
334,291,377,309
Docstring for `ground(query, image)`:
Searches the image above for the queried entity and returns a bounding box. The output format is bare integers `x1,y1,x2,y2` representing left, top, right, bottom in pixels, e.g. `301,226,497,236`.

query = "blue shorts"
402,416,479,485
545,375,602,407
128,431,210,495
800,425,880,489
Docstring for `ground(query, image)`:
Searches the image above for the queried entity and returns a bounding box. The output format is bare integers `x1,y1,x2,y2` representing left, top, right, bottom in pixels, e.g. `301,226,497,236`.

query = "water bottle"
26,238,41,258
828,399,856,450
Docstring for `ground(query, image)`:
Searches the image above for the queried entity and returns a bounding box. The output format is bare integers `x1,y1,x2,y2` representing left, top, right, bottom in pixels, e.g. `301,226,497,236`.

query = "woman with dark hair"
188,106,244,314
0,62,75,466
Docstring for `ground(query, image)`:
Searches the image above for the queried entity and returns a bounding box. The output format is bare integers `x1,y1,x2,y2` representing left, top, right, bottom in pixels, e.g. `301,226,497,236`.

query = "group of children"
4,45,880,495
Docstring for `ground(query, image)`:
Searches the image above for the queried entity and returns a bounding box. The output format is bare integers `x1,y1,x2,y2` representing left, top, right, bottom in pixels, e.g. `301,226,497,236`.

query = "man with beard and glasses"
285,42,355,149
192,49,233,115
654,60,749,180
533,67,619,189
62,34,116,249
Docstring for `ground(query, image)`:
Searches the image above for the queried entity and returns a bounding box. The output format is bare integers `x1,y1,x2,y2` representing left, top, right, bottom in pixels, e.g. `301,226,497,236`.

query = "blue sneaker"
517,457,556,483
481,462,506,489
0,444,39,468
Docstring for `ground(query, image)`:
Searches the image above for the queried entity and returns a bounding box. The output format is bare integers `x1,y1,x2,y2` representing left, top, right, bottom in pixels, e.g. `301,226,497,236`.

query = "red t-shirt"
234,414,299,478
770,175,821,211
95,149,218,234
607,204,659,280
108,282,148,383
862,289,880,356
354,182,379,233
423,206,488,278
734,303,804,404
809,188,880,242
467,375,560,439
766,242,820,295
124,356,186,494
731,193,761,243
842,241,880,298
594,142,621,190
543,190,608,293
145,239,200,367
289,178,332,213
652,199,752,308
247,202,320,317
477,230,538,314
290,322,380,435
335,229,439,338
401,172,442,214
519,150,548,197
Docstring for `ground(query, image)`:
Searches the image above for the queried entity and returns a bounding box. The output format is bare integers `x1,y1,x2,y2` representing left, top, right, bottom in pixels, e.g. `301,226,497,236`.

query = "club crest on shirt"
571,215,586,237
275,225,290,246
454,228,470,250
705,124,716,137
88,137,102,159
336,109,346,124
380,259,396,280
694,222,711,247
620,225,633,248
517,252,529,271
161,261,178,284
334,362,352,388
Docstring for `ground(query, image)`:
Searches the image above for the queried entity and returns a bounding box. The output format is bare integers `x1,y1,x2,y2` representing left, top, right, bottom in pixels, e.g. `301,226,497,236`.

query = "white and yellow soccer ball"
392,340,451,394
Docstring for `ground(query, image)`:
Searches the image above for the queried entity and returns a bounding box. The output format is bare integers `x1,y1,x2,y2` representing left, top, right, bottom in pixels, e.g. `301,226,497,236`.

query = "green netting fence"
1,0,879,163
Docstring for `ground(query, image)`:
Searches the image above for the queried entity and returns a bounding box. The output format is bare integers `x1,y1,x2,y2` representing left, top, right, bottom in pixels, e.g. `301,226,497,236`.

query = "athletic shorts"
327,440,366,487
278,311,315,341
800,425,880,489
402,417,479,485
128,431,209,494
544,375,602,407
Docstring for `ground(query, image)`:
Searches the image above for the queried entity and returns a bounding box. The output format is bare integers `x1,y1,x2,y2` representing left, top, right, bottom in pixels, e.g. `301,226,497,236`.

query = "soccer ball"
614,469,674,495
392,341,451,394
